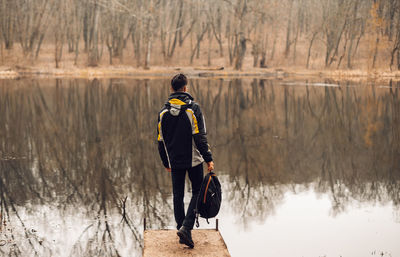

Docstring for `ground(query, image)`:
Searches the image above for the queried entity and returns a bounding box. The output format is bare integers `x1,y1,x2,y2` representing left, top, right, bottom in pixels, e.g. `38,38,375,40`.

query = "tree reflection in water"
0,78,399,256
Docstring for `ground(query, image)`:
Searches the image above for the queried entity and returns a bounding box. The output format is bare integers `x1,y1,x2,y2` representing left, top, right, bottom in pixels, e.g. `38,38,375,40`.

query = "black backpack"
195,172,222,227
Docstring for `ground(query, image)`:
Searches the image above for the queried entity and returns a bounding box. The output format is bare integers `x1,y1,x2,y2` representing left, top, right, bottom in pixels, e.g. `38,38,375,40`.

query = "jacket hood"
165,92,194,116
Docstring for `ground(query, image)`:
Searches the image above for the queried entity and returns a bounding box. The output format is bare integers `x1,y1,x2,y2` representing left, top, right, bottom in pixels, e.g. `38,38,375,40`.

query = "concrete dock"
143,229,230,257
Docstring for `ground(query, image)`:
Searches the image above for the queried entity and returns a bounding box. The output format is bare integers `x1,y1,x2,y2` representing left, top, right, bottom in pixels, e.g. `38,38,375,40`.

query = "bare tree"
207,3,224,57
250,1,267,67
14,0,54,58
189,2,209,64
306,30,319,68
54,0,67,68
190,21,209,64
0,0,398,70
370,0,383,69
390,8,400,70
87,0,101,66
0,0,16,49
160,0,184,61
284,0,295,58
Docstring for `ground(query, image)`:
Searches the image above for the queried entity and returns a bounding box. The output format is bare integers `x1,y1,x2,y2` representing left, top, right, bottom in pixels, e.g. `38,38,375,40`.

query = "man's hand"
165,167,171,172
207,161,214,172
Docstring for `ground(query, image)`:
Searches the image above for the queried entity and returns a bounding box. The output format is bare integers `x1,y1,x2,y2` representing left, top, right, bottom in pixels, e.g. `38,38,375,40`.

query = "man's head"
171,73,188,92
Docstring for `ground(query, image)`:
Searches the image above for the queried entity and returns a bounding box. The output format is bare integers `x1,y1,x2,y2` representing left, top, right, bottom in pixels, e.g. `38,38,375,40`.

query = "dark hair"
171,73,187,91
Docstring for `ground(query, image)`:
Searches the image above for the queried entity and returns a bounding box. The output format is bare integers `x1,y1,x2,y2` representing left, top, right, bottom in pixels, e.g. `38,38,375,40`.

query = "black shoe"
177,226,194,248
177,224,184,244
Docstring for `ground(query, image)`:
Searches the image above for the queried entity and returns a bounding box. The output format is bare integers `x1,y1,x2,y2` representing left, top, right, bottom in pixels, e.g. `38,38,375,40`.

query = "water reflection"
0,78,399,256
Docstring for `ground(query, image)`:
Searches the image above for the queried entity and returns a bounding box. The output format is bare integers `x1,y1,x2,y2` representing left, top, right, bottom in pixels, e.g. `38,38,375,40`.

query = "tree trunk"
207,29,212,66
270,36,276,61
372,36,379,69
227,29,235,66
74,33,80,66
337,37,348,69
284,0,294,58
190,23,208,64
347,0,360,69
210,7,223,57
144,40,151,70
293,28,299,63
106,36,113,65
35,33,45,59
88,0,100,67
55,31,64,68
144,18,152,70
167,0,183,59
306,31,318,68
131,23,141,67
260,52,267,68
347,36,355,69
397,48,400,70
0,0,15,50
328,19,348,67
83,4,89,52
251,42,259,67
234,34,246,70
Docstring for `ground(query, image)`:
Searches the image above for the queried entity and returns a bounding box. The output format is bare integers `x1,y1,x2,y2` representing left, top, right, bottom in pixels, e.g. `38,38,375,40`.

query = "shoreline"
1,65,400,81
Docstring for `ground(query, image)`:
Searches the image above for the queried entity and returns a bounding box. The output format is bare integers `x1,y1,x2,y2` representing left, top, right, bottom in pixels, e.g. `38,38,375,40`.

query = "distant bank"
1,65,400,82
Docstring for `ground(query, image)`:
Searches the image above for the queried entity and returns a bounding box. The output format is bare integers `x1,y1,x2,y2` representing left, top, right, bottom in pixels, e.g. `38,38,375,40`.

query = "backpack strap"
195,212,200,228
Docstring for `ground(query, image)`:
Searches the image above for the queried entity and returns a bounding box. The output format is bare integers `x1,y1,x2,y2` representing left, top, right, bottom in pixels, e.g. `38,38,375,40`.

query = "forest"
0,0,400,71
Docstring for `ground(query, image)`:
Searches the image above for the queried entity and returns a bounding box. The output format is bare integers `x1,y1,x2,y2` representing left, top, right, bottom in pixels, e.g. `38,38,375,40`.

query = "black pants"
171,163,204,230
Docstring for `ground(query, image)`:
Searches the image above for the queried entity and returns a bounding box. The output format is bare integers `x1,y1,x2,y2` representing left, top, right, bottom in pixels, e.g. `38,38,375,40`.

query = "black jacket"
157,92,213,169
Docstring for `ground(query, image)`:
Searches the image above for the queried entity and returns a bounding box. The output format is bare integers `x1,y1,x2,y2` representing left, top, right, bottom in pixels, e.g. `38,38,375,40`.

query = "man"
157,74,214,248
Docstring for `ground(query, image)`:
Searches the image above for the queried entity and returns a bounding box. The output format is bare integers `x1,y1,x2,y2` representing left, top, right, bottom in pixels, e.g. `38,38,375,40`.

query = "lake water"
0,78,399,257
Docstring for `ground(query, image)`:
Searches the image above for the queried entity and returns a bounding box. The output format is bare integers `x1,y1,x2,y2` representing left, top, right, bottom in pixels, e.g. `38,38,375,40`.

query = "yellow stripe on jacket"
157,110,168,141
186,109,199,134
